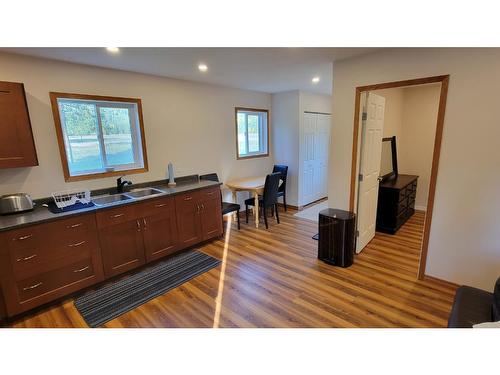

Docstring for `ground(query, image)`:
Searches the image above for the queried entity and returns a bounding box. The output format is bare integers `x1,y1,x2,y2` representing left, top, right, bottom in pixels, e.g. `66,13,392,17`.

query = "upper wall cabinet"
0,81,38,169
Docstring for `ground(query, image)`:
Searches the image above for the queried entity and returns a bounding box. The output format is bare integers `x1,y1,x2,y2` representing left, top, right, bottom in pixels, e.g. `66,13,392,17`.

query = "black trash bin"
318,208,356,267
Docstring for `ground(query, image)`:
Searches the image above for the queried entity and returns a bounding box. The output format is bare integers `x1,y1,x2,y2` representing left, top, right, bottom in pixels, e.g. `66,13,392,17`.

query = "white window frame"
50,92,148,181
235,107,269,159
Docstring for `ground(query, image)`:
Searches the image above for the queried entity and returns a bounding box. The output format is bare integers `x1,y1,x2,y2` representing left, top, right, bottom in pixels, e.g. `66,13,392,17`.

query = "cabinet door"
99,219,145,278
0,81,38,168
200,196,223,241
175,193,202,248
143,210,178,262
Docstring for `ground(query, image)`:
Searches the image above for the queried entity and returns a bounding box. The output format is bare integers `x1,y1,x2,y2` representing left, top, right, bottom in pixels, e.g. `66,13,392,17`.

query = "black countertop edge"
0,176,221,233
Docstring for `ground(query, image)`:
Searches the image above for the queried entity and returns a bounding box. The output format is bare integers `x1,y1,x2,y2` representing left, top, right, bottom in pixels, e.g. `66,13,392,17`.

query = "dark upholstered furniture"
448,277,500,328
199,173,241,230
272,165,289,211
245,172,281,229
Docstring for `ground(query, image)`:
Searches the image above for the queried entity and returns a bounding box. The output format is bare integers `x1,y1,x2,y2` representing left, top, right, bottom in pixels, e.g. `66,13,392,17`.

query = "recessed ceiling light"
312,76,320,84
106,47,120,53
198,63,208,72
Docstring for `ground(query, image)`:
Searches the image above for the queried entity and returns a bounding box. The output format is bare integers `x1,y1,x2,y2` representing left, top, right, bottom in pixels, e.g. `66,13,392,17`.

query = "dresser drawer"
48,214,97,245
16,258,95,303
95,204,137,228
136,196,175,217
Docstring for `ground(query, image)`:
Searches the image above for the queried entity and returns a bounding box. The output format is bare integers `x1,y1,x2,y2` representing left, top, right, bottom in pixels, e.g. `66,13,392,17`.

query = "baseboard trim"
277,203,299,210
415,205,427,212
423,274,460,288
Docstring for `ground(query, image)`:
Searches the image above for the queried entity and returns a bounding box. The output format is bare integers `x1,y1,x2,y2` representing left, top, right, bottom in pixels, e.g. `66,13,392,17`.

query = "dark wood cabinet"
175,187,223,246
175,192,203,247
376,174,418,234
200,195,223,240
0,214,104,316
0,81,38,168
142,201,178,262
99,219,146,278
0,185,222,318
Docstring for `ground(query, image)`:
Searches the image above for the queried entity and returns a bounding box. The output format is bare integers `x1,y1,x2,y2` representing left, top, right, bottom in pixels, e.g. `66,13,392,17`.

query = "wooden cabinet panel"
143,211,178,262
0,81,38,168
200,196,223,240
175,193,203,247
99,219,145,278
136,196,174,217
95,204,137,228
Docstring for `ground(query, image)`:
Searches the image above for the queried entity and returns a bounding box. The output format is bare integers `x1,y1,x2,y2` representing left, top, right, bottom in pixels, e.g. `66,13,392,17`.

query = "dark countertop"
0,179,221,232
379,174,418,190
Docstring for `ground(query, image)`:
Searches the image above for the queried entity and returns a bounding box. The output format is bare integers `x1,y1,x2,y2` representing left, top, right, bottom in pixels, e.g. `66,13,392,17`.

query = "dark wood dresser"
376,174,418,234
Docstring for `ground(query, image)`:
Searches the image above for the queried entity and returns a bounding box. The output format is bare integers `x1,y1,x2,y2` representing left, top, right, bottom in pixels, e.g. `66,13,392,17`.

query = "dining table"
225,176,266,228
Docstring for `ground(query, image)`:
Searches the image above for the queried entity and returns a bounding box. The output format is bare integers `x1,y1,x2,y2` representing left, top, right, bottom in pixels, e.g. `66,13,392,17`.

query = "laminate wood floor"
7,209,457,328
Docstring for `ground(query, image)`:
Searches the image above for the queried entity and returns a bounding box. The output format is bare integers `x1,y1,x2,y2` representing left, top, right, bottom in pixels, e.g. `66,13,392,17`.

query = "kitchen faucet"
116,176,132,193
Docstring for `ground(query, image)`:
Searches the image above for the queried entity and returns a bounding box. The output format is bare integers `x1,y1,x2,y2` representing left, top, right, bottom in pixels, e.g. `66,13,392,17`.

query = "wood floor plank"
6,208,457,328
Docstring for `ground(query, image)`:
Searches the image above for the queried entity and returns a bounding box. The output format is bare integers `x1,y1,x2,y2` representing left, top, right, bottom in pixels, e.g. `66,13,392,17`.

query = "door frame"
348,74,450,279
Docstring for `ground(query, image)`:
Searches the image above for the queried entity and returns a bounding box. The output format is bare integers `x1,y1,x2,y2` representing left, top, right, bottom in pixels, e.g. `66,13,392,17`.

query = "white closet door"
301,112,317,205
315,114,331,199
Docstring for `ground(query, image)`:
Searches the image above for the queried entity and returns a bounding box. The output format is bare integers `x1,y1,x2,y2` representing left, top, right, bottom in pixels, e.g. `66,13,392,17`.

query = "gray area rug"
74,250,221,327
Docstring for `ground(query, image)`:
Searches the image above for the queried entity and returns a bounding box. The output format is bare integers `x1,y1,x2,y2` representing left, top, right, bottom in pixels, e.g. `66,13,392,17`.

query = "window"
235,107,269,159
50,93,148,181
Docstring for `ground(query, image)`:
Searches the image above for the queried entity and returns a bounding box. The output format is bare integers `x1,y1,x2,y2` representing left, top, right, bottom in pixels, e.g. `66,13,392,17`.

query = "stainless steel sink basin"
124,188,164,198
92,194,132,206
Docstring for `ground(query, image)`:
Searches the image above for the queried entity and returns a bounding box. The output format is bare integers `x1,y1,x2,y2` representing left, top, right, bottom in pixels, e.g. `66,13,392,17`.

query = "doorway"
350,75,449,279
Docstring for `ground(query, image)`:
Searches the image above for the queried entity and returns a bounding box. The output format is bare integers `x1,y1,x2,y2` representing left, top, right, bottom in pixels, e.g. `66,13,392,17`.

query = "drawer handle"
18,234,33,241
143,218,147,230
207,191,214,195
155,203,167,208
68,240,86,247
110,213,124,218
201,203,205,211
16,254,37,262
73,266,90,273
23,282,43,291
66,223,83,229
184,196,193,201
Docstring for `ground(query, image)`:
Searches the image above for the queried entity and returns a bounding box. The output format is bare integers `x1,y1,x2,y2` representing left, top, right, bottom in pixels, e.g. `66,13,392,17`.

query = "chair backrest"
199,173,220,183
493,277,500,321
262,172,282,206
272,165,288,192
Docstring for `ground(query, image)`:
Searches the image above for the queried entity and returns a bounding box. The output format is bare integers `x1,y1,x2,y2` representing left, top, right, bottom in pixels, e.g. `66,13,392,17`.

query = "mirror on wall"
380,136,398,181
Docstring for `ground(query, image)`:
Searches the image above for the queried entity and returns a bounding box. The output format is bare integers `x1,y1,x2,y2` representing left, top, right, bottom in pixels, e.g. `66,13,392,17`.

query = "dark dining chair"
199,173,241,230
272,164,289,211
244,172,281,229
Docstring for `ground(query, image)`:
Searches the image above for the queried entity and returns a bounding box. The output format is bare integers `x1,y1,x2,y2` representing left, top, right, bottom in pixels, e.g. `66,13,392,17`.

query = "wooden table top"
225,176,266,191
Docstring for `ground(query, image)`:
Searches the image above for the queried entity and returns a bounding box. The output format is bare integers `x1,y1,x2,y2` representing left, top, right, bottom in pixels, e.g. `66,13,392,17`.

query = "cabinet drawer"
16,258,95,303
198,187,220,201
136,196,175,217
48,214,97,245
6,226,43,252
95,205,137,228
175,191,201,208
11,236,95,280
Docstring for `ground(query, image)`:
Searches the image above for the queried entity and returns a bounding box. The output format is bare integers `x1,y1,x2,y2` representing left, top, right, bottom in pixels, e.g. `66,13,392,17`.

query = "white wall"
374,84,441,210
399,84,441,210
271,90,331,206
0,52,272,208
271,91,300,206
329,48,500,291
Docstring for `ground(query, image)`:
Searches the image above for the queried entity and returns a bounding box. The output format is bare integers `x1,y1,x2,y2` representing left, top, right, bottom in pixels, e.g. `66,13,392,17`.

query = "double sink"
92,187,164,207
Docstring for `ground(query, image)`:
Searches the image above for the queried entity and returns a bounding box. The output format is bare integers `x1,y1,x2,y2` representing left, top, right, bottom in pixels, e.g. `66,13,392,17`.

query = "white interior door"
356,92,385,253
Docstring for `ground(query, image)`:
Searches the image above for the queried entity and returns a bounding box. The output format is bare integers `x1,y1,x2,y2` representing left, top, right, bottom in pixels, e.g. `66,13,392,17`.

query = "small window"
235,107,269,159
50,93,148,181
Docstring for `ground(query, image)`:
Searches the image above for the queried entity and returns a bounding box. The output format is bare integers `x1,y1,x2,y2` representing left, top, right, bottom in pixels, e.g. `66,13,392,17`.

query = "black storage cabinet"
318,208,356,267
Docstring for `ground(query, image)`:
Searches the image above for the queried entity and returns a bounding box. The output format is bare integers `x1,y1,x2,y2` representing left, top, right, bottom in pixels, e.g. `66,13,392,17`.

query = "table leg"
232,191,238,219
254,191,259,228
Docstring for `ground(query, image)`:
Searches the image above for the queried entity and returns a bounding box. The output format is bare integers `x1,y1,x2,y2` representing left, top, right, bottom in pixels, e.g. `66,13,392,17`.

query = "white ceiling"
3,48,377,95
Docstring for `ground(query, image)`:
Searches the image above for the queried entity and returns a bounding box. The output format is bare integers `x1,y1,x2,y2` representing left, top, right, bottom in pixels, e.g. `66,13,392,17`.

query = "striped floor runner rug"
74,250,221,327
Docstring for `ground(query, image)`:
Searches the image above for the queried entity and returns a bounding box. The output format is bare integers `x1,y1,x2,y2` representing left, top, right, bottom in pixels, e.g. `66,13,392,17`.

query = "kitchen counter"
0,179,221,232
